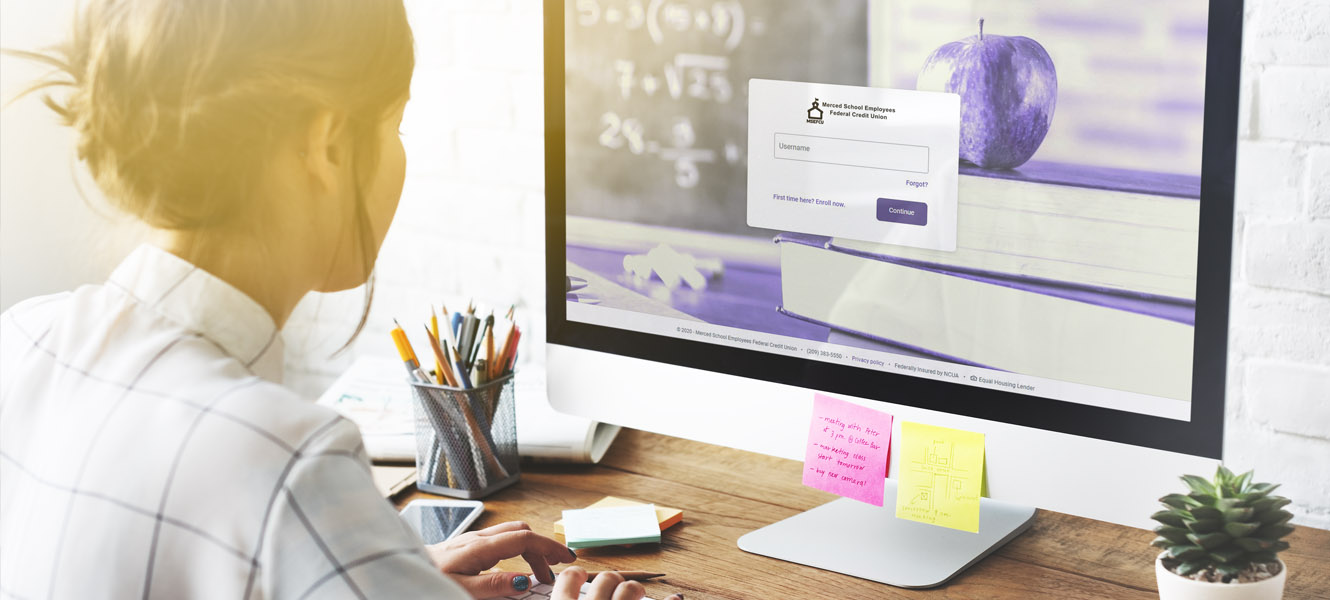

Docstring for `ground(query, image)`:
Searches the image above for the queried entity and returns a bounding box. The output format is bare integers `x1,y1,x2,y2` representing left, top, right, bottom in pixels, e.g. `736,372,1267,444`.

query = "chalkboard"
565,0,869,235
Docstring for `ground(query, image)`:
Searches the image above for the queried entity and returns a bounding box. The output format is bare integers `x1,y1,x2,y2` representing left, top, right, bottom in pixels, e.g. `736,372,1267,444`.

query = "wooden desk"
398,429,1330,599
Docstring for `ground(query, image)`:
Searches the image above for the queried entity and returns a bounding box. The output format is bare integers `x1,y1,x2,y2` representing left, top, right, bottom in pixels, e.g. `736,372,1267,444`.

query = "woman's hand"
426,521,575,598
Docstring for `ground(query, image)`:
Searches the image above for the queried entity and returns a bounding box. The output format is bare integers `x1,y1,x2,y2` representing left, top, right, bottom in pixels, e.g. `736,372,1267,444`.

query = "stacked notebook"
777,161,1201,401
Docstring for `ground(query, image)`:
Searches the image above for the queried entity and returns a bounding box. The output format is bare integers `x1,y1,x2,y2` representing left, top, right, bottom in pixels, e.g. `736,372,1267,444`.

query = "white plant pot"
1155,553,1287,600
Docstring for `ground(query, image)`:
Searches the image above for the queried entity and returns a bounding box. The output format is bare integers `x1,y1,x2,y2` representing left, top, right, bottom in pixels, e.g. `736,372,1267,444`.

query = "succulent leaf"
1181,474,1217,496
1247,551,1278,564
1187,492,1218,505
1153,526,1192,545
1256,524,1294,540
1233,537,1272,552
1186,531,1230,550
1167,545,1207,561
1248,482,1280,497
1222,507,1254,522
1234,470,1253,492
1223,521,1260,538
1150,509,1187,528
1159,493,1200,510
1259,509,1294,526
1176,560,1208,576
1251,496,1291,512
1215,563,1244,579
1209,547,1245,564
1189,506,1222,521
1184,519,1220,534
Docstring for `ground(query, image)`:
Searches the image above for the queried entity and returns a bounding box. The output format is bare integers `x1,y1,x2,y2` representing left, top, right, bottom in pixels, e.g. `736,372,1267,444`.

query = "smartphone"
399,499,485,544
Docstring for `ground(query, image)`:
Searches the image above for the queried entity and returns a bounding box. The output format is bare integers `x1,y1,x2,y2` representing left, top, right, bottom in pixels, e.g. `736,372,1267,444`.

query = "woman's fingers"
471,520,532,537
437,528,576,578
552,566,590,600
585,571,646,600
448,572,536,599
522,548,558,585
610,579,645,600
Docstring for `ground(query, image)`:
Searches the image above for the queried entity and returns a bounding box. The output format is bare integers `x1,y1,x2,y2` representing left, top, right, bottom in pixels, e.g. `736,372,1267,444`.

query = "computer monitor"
545,0,1241,587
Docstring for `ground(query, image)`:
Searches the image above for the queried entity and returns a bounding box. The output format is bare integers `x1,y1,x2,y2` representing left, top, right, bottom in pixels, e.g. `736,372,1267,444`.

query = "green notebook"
561,504,662,549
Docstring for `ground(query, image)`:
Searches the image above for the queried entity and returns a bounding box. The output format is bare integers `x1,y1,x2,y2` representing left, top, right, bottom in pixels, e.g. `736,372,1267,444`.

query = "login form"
747,79,960,251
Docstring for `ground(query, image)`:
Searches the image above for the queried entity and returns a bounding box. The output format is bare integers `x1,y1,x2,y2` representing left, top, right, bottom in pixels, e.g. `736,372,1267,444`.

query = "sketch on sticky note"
896,422,984,532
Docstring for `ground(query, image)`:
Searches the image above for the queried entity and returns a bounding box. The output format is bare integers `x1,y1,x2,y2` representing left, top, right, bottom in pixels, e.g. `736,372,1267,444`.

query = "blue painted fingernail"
567,547,578,559
512,575,530,591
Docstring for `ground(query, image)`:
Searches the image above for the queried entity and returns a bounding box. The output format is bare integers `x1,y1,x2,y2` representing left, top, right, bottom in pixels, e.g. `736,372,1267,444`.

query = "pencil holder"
408,374,520,499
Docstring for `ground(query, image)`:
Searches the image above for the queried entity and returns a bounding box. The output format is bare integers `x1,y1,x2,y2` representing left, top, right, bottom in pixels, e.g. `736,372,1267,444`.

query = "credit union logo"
806,98,824,124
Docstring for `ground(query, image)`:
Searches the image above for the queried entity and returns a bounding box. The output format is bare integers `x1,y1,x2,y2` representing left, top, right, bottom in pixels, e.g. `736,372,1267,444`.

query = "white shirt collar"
108,244,284,383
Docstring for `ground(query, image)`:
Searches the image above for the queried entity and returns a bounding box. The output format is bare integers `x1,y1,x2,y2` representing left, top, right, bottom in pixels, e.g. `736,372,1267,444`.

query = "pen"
440,302,464,359
566,275,588,292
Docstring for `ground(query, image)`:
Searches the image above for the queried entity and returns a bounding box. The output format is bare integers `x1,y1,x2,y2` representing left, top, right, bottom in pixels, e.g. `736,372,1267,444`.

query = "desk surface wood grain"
398,429,1330,599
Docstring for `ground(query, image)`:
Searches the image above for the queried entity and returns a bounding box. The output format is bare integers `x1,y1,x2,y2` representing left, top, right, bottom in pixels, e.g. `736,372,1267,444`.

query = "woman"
0,1,674,599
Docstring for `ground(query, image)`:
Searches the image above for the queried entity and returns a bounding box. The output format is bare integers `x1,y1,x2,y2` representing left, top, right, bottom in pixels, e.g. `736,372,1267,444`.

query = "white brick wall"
1226,0,1330,529
280,0,1330,528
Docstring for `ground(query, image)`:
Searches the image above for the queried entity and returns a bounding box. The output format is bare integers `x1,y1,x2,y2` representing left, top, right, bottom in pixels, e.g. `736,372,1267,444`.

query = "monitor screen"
548,0,1238,458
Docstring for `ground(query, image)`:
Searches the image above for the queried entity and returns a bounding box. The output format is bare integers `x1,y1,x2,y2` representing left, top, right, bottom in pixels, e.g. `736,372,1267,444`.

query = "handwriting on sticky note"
895,421,985,533
802,393,893,506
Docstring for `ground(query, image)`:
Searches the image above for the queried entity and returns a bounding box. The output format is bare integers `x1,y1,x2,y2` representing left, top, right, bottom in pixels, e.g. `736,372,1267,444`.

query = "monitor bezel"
544,0,1242,459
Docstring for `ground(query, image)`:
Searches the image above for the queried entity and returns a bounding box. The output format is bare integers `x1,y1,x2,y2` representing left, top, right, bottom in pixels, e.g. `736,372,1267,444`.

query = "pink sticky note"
803,393,894,506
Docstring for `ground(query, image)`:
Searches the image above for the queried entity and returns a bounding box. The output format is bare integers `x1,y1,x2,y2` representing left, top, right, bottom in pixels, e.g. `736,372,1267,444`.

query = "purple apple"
917,19,1057,170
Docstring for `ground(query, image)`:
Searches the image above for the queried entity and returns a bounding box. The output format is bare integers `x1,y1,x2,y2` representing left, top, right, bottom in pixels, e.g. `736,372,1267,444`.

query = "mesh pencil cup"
408,374,520,498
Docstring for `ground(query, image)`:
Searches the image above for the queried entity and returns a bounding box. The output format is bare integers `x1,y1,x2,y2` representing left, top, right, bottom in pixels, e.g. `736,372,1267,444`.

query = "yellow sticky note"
895,421,985,533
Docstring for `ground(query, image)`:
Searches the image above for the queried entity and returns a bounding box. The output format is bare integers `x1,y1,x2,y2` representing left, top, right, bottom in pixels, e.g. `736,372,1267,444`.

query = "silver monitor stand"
737,479,1036,588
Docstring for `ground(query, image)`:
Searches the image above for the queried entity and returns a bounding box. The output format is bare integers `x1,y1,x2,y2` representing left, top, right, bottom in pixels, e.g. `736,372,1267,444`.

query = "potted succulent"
1151,466,1293,599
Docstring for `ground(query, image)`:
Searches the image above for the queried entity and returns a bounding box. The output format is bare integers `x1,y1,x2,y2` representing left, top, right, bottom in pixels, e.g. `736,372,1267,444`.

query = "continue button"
876,198,928,226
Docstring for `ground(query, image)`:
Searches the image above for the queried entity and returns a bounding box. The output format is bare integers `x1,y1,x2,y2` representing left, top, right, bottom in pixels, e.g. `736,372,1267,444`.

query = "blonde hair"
15,0,414,230
11,0,415,346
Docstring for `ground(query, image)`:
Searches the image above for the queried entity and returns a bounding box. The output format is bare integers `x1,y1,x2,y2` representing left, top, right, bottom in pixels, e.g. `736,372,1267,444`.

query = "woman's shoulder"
206,375,365,457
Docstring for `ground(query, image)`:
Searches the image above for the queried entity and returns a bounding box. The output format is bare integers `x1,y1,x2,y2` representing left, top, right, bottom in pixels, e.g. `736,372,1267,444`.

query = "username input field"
773,133,930,174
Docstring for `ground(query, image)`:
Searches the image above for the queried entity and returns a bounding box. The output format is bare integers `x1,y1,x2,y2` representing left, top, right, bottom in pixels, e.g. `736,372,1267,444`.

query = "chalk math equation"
565,1,869,233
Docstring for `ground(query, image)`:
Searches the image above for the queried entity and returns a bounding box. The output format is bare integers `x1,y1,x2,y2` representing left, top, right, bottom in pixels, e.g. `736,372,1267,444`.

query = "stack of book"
777,161,1201,401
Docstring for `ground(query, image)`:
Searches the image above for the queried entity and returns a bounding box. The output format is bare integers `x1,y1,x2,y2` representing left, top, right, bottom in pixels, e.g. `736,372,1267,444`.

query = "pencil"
430,308,445,384
477,312,494,371
558,571,665,582
390,320,421,380
496,322,518,377
485,324,497,380
503,326,522,375
424,325,459,387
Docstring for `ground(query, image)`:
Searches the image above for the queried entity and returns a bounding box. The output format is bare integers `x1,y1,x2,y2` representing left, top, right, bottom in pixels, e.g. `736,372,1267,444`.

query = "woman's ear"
301,110,349,193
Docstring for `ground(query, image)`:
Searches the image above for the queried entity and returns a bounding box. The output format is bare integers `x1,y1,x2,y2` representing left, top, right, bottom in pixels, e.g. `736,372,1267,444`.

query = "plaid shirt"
0,245,467,599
